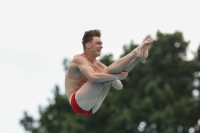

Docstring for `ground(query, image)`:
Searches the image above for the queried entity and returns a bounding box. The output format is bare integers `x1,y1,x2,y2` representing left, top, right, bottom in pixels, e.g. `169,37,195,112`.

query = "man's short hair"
82,29,101,49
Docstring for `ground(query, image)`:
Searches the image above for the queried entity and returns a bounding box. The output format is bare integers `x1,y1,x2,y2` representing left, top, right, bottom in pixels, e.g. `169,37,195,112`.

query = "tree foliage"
20,31,200,133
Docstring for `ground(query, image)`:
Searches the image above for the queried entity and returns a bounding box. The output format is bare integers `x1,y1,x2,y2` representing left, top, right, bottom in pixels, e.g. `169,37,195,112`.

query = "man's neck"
82,52,97,64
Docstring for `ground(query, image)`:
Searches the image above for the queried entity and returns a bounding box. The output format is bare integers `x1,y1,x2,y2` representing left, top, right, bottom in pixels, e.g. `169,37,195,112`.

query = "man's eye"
97,42,102,45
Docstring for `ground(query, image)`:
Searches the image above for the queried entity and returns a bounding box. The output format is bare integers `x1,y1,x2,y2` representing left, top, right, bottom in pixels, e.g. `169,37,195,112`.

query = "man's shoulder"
71,54,87,65
72,54,83,61
67,55,83,71
73,54,82,59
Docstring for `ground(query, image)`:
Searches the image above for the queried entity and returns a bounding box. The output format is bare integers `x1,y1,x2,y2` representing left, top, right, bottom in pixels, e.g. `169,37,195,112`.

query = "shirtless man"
65,29,153,116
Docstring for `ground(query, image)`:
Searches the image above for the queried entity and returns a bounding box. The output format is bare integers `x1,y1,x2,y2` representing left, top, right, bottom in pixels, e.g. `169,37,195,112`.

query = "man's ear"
85,42,91,49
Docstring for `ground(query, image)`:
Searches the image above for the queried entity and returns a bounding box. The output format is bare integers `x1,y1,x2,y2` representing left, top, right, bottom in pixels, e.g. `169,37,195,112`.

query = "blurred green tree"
20,31,200,133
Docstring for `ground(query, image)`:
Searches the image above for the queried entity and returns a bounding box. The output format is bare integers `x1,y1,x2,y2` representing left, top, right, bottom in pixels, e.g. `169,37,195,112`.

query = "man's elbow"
113,84,123,90
117,85,123,90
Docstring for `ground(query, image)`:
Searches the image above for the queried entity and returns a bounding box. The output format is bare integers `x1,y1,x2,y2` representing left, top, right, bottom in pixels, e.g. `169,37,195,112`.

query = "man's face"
90,37,103,57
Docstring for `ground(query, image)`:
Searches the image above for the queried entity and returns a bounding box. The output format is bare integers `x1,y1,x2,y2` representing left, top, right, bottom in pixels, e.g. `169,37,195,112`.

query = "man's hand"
103,71,127,87
118,71,128,80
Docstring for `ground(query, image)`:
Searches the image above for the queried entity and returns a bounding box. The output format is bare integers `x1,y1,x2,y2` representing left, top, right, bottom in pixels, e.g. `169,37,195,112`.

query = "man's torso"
65,54,105,103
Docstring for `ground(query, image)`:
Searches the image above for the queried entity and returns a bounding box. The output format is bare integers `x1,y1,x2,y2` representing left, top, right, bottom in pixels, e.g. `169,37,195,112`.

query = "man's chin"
96,53,101,57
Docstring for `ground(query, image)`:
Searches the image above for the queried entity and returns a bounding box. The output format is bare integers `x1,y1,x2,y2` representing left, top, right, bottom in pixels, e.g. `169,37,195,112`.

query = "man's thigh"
75,81,104,110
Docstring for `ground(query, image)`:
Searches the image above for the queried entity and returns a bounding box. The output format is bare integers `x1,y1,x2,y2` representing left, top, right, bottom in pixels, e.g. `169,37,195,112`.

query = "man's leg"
75,81,112,115
91,84,112,114
123,40,152,72
123,57,141,72
75,81,105,111
105,39,152,74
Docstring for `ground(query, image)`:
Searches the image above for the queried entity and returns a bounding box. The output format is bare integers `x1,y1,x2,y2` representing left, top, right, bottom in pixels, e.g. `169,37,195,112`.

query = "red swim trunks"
71,93,93,116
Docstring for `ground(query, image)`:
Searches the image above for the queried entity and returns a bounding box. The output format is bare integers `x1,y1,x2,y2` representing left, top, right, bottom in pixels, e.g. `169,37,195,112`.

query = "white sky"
0,0,200,133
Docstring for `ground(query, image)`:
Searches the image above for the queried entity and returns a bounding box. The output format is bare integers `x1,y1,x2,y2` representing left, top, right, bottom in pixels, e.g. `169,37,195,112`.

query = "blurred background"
0,0,200,133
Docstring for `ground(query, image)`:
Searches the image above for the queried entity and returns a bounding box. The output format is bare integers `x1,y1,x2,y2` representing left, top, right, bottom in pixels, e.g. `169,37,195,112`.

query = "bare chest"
90,64,104,73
